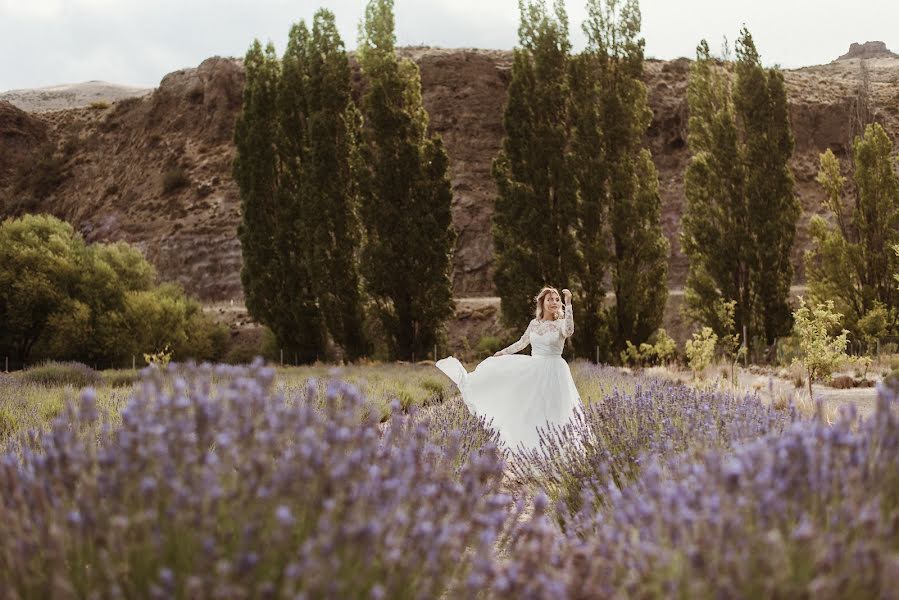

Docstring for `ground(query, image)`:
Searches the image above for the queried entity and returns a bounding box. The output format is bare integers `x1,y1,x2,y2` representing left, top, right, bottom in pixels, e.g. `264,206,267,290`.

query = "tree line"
235,0,899,364
234,0,455,363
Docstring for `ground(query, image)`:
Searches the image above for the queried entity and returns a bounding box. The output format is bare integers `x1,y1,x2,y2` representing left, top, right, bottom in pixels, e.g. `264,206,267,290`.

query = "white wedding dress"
435,305,582,451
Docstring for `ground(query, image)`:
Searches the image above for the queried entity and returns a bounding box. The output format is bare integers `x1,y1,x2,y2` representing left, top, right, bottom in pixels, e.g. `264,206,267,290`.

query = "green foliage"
685,326,717,378
0,214,85,362
493,0,665,359
143,344,173,367
806,124,899,338
619,328,676,366
650,328,677,364
582,0,669,356
857,302,890,349
300,11,368,360
0,214,226,366
682,29,799,349
492,0,576,329
474,335,505,359
357,0,456,361
792,297,850,399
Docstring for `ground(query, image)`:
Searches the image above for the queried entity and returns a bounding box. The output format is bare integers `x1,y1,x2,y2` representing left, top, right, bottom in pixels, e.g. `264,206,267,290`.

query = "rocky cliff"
2,44,898,304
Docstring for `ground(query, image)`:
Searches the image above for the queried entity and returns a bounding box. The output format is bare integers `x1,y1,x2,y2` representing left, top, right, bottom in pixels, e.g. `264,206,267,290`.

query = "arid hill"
2,43,898,311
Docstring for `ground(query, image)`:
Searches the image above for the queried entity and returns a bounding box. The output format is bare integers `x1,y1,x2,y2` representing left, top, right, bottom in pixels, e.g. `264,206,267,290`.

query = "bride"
435,286,582,451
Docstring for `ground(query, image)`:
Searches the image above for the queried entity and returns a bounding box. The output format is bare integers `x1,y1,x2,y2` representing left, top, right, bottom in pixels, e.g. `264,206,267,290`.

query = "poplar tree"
734,27,798,344
807,124,899,336
301,10,368,360
683,29,798,348
581,0,668,354
357,0,456,361
235,40,325,362
493,0,577,328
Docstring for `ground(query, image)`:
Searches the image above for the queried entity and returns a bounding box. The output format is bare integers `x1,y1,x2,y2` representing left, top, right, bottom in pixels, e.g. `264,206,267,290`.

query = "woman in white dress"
435,286,582,451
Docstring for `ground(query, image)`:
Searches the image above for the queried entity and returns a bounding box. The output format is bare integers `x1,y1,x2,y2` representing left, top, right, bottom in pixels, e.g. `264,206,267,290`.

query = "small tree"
685,327,717,379
792,297,850,401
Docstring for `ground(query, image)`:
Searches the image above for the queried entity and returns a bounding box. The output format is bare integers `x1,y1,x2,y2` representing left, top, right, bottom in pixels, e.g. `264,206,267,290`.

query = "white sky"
1,0,896,91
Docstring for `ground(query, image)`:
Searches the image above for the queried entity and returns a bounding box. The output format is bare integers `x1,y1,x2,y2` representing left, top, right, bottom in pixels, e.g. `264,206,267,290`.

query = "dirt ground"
644,361,886,422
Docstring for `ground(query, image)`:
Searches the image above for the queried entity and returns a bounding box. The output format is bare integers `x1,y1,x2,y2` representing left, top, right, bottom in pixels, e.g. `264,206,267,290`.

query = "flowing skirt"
435,354,582,451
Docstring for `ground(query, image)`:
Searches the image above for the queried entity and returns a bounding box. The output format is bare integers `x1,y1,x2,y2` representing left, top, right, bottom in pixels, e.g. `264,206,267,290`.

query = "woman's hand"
562,288,572,304
493,351,503,357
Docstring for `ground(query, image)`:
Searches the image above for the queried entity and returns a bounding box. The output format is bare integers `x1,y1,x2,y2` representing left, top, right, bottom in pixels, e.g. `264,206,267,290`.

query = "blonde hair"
534,286,564,321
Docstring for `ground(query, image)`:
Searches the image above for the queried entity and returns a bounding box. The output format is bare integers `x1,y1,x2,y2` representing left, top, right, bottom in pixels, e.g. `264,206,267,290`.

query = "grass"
0,361,463,439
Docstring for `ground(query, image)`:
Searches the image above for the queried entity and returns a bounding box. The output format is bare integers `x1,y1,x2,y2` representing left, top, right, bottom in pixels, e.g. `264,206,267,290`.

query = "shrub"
88,101,110,110
475,335,505,358
507,374,794,520
792,297,850,399
0,363,509,597
161,168,190,194
19,361,102,388
101,369,140,388
685,326,717,378
419,376,449,406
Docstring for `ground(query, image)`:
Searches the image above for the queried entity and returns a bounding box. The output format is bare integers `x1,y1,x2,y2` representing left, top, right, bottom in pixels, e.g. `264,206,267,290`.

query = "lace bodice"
496,305,574,357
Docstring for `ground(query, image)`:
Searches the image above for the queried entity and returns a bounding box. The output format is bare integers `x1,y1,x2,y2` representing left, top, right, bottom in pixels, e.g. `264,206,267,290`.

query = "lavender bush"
509,377,797,521
490,388,899,598
3,360,897,598
0,361,510,598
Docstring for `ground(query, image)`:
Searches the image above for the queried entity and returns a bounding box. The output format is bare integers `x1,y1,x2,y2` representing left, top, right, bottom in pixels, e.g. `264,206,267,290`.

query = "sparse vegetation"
161,167,190,194
792,297,850,399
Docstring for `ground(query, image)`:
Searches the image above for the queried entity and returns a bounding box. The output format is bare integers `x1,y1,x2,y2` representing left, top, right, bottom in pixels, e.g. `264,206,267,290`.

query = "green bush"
20,361,102,388
475,335,505,358
685,327,717,377
0,214,226,367
102,369,141,388
419,377,449,406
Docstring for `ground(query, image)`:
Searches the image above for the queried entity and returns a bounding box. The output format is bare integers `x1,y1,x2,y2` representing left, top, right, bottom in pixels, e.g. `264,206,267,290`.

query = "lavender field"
1,360,897,598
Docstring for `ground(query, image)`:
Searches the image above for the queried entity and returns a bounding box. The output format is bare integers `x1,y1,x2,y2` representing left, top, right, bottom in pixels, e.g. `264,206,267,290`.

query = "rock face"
1,44,898,303
836,41,898,61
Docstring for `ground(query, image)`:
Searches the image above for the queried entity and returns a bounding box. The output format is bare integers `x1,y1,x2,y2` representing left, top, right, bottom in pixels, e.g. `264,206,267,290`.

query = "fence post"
4,356,7,373
742,325,749,366
280,348,284,366
595,346,599,364
433,344,437,363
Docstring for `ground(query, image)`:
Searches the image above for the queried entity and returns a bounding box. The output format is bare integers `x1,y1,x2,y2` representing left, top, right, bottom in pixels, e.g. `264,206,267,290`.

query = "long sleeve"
496,320,533,355
563,303,574,338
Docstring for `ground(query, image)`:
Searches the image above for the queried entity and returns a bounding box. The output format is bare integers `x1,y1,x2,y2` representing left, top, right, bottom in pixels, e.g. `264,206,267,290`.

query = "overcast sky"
1,0,896,91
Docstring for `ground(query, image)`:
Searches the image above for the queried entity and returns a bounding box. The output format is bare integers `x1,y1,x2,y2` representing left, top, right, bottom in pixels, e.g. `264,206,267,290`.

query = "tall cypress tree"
275,23,330,363
581,0,668,354
682,40,752,339
734,27,798,345
235,40,324,362
303,10,368,360
683,30,797,348
568,50,609,358
236,13,370,364
493,0,577,328
358,0,456,361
